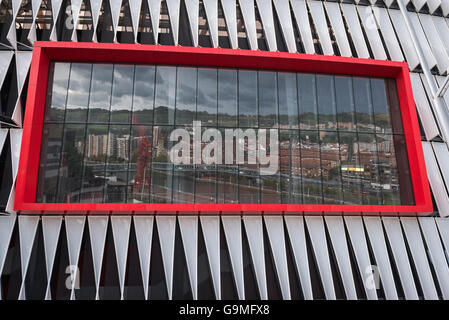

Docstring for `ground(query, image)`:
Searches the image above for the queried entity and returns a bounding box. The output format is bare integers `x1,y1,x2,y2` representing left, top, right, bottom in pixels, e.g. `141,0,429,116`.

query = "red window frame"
14,41,432,216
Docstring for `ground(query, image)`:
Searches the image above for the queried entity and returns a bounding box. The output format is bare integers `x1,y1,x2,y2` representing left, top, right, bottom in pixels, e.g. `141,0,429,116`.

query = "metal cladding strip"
238,0,258,51
290,0,315,54
110,0,124,43
371,7,404,62
148,0,162,45
90,0,103,42
184,0,199,47
304,216,336,300
356,5,387,60
88,216,108,300
307,0,333,56
422,142,449,217
111,216,132,300
203,0,219,48
273,0,296,53
167,0,181,45
69,0,83,42
178,216,198,300
407,12,438,71
242,216,268,300
42,216,62,300
0,129,7,155
17,216,39,300
222,216,245,300
432,16,449,59
200,216,221,300
432,142,449,215
363,217,398,300
133,216,154,300
255,0,277,52
388,9,419,69
50,0,64,41
15,51,32,110
323,2,352,57
6,0,22,49
0,214,16,300
383,0,395,7
435,218,449,261
382,217,419,300
324,216,357,300
400,217,439,300
418,14,449,75
411,0,427,10
436,75,449,112
427,0,442,13
65,216,86,300
418,217,449,299
284,216,313,300
27,0,43,44
128,0,143,43
221,0,238,49
409,73,439,141
0,51,13,90
5,183,16,215
10,129,22,182
264,216,291,300
156,215,176,300
441,0,449,16
344,216,378,300
340,3,369,59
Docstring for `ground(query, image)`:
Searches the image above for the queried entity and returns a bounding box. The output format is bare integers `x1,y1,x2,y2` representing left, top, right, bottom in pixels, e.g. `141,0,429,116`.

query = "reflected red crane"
132,114,152,201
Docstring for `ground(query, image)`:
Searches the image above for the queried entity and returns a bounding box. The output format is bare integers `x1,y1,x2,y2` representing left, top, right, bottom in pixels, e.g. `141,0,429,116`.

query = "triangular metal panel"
427,0,442,13
18,215,39,300
148,0,162,44
242,216,267,300
0,129,7,154
110,0,124,42
90,0,103,42
166,0,181,45
432,142,449,212
10,129,22,182
200,216,220,299
401,217,439,300
371,7,404,62
264,216,291,300
133,216,154,300
6,0,22,49
255,0,277,51
340,3,370,59
433,16,449,68
304,216,336,300
65,216,86,300
70,0,84,42
222,215,244,300
273,0,296,53
203,0,218,47
184,0,199,47
435,218,449,263
42,216,62,300
238,0,258,50
88,216,108,300
363,217,398,300
5,184,16,215
382,217,419,300
0,52,13,89
50,0,64,41
0,214,17,300
15,52,32,103
128,0,143,42
284,216,313,300
307,0,333,56
111,216,132,300
411,0,426,11
440,0,449,16
357,5,387,60
290,0,314,54
27,0,43,44
11,101,22,128
178,216,198,299
323,2,352,57
156,215,176,300
220,0,237,49
324,216,357,300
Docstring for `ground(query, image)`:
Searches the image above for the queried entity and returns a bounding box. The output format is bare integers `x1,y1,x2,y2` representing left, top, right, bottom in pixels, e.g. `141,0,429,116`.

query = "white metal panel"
0,129,7,154
221,0,238,49
0,214,16,300
128,0,143,43
167,0,181,45
110,0,123,42
418,217,449,299
90,0,103,41
411,0,427,11
69,0,83,42
308,0,333,56
284,216,313,300
18,216,40,300
423,142,449,217
432,142,449,213
148,0,162,44
238,0,258,50
184,0,199,47
363,217,398,300
50,0,63,41
357,6,387,60
427,0,442,13
323,2,352,57
0,52,13,90
409,73,439,141
222,216,244,300
340,3,369,59
111,216,131,300
10,129,22,182
304,216,336,300
133,216,153,300
203,0,219,48
255,0,276,51
264,216,291,300
200,216,221,299
400,217,439,300
88,216,108,300
6,0,22,49
408,12,438,71
436,76,449,115
371,7,404,62
243,216,267,300
65,216,86,300
435,218,449,259
324,216,357,300
344,216,378,300
290,0,315,54
382,217,419,300
27,0,43,43
156,216,176,300
15,52,32,104
42,216,62,300
178,216,198,300
432,16,449,58
440,0,449,16
273,0,296,53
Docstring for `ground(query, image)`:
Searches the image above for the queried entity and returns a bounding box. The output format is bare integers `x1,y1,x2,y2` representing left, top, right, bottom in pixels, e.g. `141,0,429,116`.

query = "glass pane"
197,68,217,126
88,64,113,123
385,79,404,134
217,165,238,204
173,164,195,203
298,73,318,129
376,133,401,205
132,65,155,125
154,66,176,125
317,75,337,131
335,76,356,131
300,130,322,204
151,126,174,203
358,133,382,204
258,71,278,128
278,72,298,129
110,65,134,124
320,131,343,204
195,164,217,203
45,63,70,122
66,63,92,123
393,134,414,204
339,132,363,204
280,130,300,204
354,77,375,132
176,67,197,125
371,78,392,134
218,69,237,127
260,129,280,204
238,70,258,127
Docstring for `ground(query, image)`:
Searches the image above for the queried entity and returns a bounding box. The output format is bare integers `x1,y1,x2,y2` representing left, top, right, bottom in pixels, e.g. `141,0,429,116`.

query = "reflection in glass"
258,71,278,128
151,126,174,203
301,130,322,204
133,66,155,124
339,132,362,204
197,68,217,126
218,69,237,127
45,63,70,122
88,64,113,123
335,76,356,131
393,134,414,205
217,165,238,204
173,165,195,203
239,70,258,127
154,66,176,125
176,67,197,125
376,133,401,205
317,75,337,131
298,74,318,129
371,79,392,134
320,131,343,204
278,72,298,129
280,130,300,204
66,63,92,122
354,77,375,132
358,133,382,204
110,65,134,124
195,165,217,203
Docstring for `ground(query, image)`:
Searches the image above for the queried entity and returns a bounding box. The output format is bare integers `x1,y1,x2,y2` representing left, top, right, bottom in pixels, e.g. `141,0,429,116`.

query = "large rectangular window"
35,62,415,205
